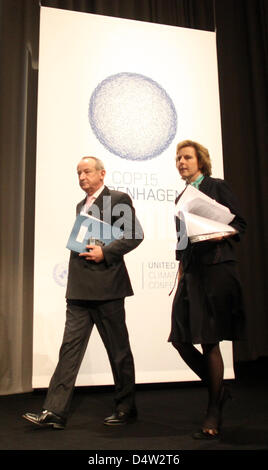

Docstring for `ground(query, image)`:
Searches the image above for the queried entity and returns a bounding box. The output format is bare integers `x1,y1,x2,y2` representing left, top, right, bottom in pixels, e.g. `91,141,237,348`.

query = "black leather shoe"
22,410,66,429
103,409,137,426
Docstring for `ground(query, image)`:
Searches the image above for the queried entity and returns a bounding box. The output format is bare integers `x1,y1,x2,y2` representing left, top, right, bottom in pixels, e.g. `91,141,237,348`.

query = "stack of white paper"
175,185,237,243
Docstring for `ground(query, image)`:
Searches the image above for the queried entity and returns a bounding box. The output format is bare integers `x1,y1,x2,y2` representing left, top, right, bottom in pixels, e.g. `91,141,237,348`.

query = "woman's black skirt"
168,260,245,345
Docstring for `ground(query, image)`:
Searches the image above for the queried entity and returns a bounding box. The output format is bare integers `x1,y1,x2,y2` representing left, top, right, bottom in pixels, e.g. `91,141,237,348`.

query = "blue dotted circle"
89,72,177,161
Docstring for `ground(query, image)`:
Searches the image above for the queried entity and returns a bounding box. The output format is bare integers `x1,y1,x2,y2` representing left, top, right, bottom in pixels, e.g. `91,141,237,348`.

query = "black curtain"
41,0,215,29
215,0,268,360
0,0,39,394
0,0,267,394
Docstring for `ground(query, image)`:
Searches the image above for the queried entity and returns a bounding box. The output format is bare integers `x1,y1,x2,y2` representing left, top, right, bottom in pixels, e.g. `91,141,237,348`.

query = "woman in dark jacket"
169,140,246,439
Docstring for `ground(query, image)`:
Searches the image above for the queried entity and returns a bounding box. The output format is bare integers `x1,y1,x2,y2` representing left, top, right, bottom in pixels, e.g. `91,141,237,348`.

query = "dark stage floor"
0,359,267,463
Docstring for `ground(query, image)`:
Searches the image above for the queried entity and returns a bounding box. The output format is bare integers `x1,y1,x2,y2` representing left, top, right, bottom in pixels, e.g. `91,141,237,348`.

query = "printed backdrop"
33,7,234,387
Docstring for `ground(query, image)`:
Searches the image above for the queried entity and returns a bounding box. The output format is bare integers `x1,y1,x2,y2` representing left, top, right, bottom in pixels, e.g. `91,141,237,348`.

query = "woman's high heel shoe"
193,386,232,440
193,406,221,440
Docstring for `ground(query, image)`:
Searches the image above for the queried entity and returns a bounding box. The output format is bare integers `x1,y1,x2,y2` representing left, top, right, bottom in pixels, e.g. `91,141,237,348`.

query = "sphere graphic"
89,72,177,161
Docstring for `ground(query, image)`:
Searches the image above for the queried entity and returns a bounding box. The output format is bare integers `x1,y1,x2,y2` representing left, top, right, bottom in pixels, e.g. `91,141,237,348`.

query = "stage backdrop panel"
33,6,234,387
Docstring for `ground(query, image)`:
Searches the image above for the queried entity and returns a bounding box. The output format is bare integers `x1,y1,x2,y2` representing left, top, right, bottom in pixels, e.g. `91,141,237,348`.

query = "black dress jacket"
66,186,143,301
175,176,247,267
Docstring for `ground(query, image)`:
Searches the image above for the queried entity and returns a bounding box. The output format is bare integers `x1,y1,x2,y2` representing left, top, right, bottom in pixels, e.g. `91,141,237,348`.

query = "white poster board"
33,7,234,387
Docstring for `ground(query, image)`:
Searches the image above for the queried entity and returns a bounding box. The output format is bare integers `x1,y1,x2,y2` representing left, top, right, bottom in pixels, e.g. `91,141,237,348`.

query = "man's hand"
79,245,104,263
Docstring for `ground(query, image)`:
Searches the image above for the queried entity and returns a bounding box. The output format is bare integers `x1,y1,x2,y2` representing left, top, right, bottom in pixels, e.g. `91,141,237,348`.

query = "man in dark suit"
23,156,143,429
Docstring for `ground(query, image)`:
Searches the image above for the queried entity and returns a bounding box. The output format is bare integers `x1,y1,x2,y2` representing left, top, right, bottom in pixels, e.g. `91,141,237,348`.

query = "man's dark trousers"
43,297,136,419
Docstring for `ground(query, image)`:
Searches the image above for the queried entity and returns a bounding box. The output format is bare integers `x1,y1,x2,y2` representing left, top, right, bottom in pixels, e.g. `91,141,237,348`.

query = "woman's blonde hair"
176,140,212,176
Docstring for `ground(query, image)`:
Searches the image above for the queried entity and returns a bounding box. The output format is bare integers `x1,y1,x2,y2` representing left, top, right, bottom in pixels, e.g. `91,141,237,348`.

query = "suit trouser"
43,298,136,419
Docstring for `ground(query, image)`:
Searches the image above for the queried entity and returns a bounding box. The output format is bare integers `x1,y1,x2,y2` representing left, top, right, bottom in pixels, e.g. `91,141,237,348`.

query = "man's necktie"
84,195,95,211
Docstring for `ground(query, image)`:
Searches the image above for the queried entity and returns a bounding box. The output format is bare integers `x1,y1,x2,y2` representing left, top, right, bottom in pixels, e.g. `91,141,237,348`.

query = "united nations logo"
53,262,68,287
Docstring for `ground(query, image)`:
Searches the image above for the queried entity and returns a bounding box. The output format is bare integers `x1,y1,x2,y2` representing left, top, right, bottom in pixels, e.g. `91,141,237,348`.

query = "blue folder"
66,213,123,253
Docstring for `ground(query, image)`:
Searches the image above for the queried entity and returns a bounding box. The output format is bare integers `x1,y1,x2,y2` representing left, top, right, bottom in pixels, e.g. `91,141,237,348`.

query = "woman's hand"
208,233,234,242
177,263,183,284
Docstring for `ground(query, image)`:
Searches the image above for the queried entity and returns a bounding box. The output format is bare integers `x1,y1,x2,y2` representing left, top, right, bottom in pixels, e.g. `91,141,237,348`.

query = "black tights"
172,342,224,428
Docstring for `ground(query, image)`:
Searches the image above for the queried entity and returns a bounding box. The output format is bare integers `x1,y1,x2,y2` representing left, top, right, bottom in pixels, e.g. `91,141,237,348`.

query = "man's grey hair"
82,156,105,170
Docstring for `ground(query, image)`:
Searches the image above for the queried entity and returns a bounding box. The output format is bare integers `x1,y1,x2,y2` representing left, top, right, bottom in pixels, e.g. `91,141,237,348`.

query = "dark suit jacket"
175,176,247,266
66,186,143,300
